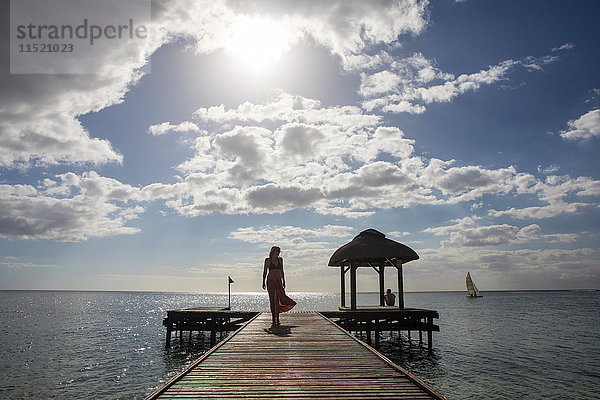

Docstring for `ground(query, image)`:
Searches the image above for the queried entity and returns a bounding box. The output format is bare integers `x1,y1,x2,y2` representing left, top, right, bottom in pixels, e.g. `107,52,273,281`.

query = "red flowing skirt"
267,278,296,313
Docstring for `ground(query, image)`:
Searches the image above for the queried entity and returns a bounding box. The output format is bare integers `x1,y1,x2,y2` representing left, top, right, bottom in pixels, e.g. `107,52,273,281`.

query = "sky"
1,0,599,294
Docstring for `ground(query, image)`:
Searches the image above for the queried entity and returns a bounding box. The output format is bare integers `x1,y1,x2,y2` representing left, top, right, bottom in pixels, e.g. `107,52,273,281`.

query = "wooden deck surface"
147,312,446,400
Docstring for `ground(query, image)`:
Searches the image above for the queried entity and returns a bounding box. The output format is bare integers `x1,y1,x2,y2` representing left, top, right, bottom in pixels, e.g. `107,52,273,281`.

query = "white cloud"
3,83,598,242
237,0,430,71
0,259,58,269
358,70,404,97
415,246,599,289
419,160,517,202
140,91,600,220
418,61,512,102
560,109,600,140
148,121,201,135
278,123,326,158
3,1,597,250
226,223,597,290
156,0,429,71
321,161,433,212
361,54,559,114
153,98,430,217
1,2,160,168
246,184,324,212
490,174,600,219
425,217,579,247
0,114,124,168
552,42,575,52
2,0,428,168
520,55,559,71
229,225,354,247
360,53,454,99
537,165,560,175
0,172,144,242
381,101,427,114
387,231,412,238
343,51,394,71
229,224,356,280
195,90,381,130
489,200,590,220
214,126,273,165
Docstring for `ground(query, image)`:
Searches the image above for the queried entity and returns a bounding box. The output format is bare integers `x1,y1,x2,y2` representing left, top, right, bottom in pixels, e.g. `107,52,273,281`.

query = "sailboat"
466,272,483,298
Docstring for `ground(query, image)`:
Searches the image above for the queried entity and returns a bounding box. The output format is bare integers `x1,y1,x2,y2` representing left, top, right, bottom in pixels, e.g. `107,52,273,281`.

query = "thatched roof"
328,229,419,266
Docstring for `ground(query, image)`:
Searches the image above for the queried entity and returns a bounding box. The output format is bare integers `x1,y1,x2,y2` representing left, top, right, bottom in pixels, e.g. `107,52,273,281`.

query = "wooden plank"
146,313,261,399
147,312,446,400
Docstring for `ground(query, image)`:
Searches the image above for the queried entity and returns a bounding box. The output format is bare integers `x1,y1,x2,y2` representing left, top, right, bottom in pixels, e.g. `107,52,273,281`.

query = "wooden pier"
148,312,446,400
163,307,439,349
322,307,439,349
163,307,258,346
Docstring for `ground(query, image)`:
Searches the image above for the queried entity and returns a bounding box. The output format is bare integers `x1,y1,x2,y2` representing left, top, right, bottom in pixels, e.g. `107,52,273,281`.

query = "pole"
227,276,234,310
379,265,385,306
350,263,357,310
341,266,346,308
165,323,172,347
427,316,433,349
397,260,404,309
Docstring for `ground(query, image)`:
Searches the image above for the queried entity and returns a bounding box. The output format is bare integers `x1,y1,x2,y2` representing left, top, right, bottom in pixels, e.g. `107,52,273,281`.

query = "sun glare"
225,17,292,73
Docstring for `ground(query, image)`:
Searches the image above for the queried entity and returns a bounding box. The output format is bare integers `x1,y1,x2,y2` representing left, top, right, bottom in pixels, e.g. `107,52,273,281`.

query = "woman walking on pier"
262,246,296,326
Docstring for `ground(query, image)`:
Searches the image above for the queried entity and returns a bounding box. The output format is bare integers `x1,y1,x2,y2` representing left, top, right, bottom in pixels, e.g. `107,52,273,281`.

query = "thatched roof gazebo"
328,229,419,310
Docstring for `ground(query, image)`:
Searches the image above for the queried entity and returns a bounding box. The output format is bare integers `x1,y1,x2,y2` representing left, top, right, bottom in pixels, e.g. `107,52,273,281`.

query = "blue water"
0,290,599,399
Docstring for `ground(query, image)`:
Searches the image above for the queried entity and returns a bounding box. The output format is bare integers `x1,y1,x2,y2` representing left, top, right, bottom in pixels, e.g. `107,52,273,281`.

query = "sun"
224,17,293,73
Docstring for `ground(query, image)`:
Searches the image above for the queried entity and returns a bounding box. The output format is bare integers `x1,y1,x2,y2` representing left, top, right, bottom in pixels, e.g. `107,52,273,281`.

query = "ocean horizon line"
0,288,596,294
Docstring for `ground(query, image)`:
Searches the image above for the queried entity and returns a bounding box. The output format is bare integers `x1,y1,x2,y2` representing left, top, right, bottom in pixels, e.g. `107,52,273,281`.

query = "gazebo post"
396,259,404,309
340,265,346,308
379,264,385,306
350,262,357,310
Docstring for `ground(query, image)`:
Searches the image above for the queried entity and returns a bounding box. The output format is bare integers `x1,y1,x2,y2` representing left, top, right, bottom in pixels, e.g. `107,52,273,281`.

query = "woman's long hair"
269,246,281,259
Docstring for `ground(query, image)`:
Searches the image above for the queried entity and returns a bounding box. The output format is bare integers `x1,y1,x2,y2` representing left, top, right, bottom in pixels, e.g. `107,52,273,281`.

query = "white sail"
466,272,480,296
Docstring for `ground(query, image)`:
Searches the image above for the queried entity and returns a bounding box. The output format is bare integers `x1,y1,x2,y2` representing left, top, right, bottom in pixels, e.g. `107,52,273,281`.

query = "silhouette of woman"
262,246,296,326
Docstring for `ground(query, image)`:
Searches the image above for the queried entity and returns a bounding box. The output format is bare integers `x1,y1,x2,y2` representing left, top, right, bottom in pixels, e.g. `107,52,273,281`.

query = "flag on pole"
227,276,234,309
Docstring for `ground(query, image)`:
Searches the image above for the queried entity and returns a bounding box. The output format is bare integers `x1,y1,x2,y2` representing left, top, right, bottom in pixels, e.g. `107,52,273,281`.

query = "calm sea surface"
1,290,599,399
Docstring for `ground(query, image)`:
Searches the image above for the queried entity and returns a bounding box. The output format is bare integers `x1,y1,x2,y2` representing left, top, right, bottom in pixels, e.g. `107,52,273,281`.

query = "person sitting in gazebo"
384,289,396,306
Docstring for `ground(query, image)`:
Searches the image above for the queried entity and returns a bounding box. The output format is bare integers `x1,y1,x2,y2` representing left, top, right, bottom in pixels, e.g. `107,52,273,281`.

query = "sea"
1,290,599,400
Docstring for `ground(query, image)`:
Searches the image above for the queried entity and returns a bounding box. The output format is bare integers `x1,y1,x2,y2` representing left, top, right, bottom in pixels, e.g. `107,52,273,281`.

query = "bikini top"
267,258,282,270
